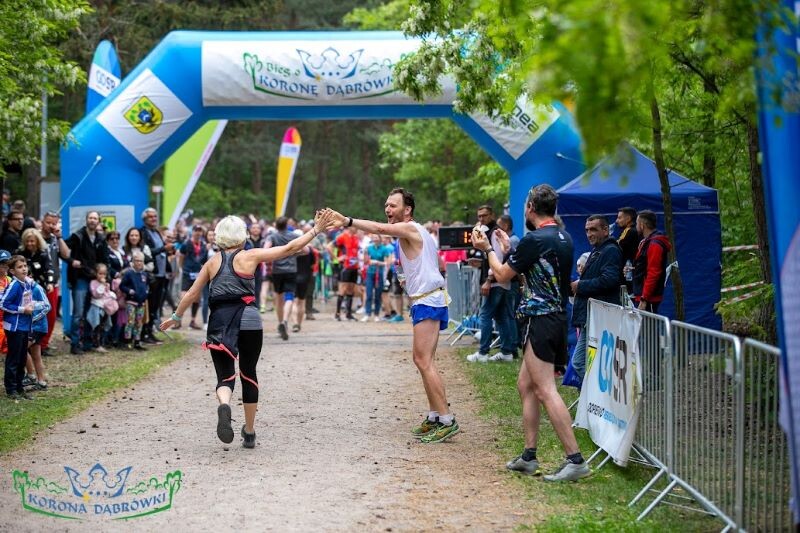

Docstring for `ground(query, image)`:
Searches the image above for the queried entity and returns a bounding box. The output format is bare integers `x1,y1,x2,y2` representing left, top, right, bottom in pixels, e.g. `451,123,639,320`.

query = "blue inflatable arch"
61,31,584,237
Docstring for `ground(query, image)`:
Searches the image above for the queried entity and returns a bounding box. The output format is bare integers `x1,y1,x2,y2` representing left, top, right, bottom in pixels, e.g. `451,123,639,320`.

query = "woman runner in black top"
161,210,336,448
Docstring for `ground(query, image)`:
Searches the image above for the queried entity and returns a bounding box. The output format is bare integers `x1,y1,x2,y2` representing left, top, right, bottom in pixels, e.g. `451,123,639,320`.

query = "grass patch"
457,349,721,532
0,337,190,454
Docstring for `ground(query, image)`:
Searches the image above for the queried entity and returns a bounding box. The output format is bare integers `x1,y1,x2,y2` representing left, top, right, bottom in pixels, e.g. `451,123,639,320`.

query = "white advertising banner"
468,96,561,160
575,301,643,466
97,69,193,163
201,40,457,107
87,63,121,98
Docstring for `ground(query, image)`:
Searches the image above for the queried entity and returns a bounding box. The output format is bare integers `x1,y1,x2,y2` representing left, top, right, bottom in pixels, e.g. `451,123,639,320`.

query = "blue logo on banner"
598,329,629,405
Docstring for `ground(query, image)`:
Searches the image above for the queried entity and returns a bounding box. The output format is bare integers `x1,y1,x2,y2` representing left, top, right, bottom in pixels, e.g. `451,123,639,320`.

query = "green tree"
378,119,505,221
0,0,91,176
50,0,404,223
390,0,783,335
346,0,507,223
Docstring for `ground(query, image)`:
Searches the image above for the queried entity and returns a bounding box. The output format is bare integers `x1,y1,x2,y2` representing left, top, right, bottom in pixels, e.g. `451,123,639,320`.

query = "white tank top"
398,222,446,308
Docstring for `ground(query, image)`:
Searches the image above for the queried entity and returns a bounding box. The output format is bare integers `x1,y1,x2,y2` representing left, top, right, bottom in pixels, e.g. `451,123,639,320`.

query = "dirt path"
0,310,545,531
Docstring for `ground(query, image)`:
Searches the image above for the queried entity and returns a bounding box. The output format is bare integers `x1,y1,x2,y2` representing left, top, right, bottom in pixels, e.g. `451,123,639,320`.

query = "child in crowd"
1,256,38,400
119,251,149,351
87,264,117,353
25,278,51,389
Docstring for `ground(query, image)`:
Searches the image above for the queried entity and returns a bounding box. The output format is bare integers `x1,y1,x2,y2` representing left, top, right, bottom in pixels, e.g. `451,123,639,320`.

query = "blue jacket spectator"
571,236,624,328
0,277,41,332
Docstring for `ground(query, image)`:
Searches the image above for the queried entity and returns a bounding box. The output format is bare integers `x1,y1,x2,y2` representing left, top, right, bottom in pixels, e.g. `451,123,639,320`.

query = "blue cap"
0,249,11,263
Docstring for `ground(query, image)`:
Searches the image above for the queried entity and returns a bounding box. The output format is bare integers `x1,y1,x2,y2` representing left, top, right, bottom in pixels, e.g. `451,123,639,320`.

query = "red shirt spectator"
335,231,361,271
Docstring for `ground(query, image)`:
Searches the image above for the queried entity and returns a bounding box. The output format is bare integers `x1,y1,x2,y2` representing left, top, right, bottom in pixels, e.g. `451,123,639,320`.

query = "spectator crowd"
454,203,670,387
0,190,670,403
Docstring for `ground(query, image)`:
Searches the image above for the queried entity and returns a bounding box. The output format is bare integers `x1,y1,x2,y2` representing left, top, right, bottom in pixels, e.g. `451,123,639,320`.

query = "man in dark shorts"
265,217,299,340
472,184,590,482
293,225,316,332
329,225,360,321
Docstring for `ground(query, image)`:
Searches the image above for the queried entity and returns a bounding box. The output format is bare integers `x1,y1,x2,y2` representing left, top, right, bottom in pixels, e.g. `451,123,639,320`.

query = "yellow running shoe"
421,420,460,443
410,417,440,438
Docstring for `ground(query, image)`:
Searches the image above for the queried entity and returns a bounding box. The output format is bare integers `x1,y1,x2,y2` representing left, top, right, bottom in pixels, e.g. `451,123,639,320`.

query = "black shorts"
29,331,46,345
296,276,310,299
518,313,568,366
389,274,403,295
271,272,297,294
181,272,200,291
339,268,358,284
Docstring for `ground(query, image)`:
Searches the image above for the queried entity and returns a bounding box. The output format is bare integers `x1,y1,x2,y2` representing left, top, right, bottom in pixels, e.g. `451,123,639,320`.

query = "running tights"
210,329,263,403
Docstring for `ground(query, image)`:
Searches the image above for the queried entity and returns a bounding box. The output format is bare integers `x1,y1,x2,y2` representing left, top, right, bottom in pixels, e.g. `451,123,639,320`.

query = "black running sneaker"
278,321,289,341
241,425,256,449
216,404,234,443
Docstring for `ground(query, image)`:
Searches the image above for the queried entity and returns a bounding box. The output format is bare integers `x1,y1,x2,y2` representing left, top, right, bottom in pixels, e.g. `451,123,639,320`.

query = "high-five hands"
321,209,347,228
313,208,341,233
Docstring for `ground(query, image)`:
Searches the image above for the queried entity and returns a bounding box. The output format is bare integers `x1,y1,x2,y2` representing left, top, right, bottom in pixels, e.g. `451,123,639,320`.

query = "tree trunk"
362,140,372,201
744,118,772,285
253,156,262,196
252,123,263,196
702,77,716,188
651,96,685,320
313,123,330,211
26,163,41,219
744,115,777,343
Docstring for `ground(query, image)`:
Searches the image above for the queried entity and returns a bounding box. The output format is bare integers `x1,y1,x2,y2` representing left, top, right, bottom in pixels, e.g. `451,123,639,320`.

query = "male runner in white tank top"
330,188,459,443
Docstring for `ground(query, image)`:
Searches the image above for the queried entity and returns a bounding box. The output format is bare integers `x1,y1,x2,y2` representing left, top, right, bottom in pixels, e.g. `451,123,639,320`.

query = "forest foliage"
1,0,783,338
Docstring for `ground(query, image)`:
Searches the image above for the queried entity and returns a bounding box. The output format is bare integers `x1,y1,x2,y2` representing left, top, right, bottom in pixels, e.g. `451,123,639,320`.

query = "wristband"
347,217,354,227
171,312,182,322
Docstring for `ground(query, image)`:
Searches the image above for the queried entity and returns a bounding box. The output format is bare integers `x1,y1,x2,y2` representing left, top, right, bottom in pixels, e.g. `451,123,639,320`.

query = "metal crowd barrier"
584,300,790,530
739,339,791,531
639,321,743,529
444,263,482,345
627,309,673,510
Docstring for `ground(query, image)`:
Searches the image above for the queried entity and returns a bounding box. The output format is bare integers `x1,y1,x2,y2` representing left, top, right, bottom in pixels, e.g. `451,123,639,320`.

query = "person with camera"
466,205,517,363
472,184,590,482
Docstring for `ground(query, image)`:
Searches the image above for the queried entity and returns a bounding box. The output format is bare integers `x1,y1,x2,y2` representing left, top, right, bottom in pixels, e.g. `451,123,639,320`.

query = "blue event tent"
556,143,722,330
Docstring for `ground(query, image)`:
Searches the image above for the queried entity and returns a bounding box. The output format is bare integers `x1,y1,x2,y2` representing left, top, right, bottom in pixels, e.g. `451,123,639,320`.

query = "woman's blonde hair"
21,228,48,252
214,215,247,249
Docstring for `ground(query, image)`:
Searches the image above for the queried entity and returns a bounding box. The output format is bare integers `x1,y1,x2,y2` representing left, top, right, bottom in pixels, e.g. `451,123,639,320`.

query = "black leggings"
210,329,263,403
